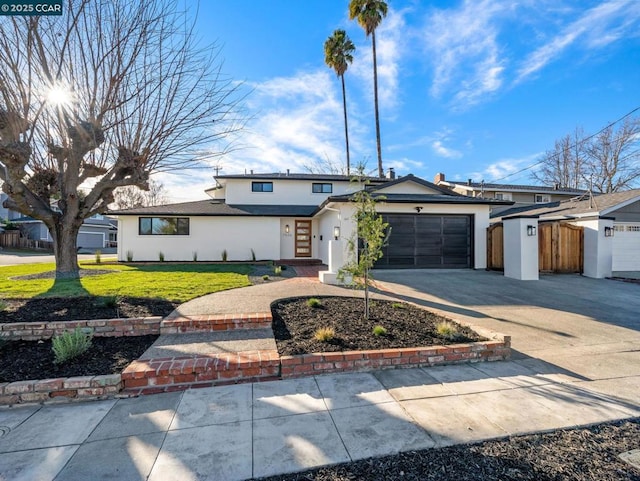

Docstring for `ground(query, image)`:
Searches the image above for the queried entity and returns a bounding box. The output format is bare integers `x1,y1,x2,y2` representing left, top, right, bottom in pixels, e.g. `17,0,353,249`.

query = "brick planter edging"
0,374,122,405
280,334,511,378
160,313,272,334
0,317,162,341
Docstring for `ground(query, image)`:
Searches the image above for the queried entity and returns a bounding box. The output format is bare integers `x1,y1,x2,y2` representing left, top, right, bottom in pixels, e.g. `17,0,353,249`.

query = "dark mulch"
256,418,640,481
0,297,179,324
272,297,485,356
0,335,159,382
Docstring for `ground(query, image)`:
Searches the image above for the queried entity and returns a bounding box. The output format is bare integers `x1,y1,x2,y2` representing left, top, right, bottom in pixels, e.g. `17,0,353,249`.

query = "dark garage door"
376,214,472,269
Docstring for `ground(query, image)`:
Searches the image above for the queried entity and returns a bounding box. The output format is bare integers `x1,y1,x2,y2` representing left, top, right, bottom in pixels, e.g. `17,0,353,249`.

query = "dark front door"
376,214,472,269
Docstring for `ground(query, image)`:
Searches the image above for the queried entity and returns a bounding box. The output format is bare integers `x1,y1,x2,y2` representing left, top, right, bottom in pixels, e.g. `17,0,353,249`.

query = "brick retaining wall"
280,337,511,378
0,317,162,341
160,313,272,334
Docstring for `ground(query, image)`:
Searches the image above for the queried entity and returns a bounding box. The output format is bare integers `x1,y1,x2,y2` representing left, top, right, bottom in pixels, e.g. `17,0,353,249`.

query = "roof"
326,193,512,206
367,174,457,196
441,180,587,195
493,189,640,220
109,200,318,217
214,172,388,183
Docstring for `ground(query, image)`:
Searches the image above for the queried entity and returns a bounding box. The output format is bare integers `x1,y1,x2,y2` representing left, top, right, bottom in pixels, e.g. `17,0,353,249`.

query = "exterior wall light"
415,206,423,213
604,226,614,237
284,224,290,234
527,225,537,236
333,226,340,240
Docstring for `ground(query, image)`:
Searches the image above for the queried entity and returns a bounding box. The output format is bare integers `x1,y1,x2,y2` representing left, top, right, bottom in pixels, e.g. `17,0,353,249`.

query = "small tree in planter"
339,179,389,319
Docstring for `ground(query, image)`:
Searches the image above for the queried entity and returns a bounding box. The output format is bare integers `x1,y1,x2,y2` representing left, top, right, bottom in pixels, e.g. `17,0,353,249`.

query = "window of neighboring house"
139,217,190,235
251,182,273,192
535,194,551,203
312,183,333,193
495,192,512,201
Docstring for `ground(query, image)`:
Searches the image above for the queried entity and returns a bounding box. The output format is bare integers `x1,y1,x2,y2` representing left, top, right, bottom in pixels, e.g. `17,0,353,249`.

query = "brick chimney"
434,172,445,184
386,167,396,180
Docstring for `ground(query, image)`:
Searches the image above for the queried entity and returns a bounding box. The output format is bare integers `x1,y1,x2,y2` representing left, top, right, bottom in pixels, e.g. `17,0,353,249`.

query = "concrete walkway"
1,270,639,480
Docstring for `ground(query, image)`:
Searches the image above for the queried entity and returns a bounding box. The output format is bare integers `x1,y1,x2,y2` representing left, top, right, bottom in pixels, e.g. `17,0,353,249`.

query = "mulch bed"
0,335,159,382
0,297,179,324
256,418,640,481
272,297,485,356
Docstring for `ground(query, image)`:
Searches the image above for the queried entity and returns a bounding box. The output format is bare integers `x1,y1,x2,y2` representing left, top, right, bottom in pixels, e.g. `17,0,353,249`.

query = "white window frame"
495,192,512,201
535,194,551,203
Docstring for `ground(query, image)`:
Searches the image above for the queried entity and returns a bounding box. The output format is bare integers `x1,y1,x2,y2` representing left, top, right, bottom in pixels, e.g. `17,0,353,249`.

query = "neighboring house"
1,192,116,249
433,173,587,215
111,172,510,280
493,189,640,278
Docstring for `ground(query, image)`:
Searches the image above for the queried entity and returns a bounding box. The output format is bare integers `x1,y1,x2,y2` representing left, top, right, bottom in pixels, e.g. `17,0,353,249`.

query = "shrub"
52,328,93,364
306,298,322,308
0,299,7,312
158,251,165,262
251,248,256,261
372,325,387,336
95,250,102,264
126,250,134,262
192,251,198,262
262,274,270,281
221,249,228,261
96,295,120,309
391,302,406,309
314,326,335,342
274,265,282,276
436,321,463,341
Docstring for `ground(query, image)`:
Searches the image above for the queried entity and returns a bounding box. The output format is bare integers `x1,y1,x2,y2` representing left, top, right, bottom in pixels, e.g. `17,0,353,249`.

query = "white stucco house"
111,172,509,281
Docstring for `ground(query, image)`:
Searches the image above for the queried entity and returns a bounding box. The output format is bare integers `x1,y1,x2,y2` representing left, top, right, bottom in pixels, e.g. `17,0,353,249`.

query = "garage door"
77,232,105,249
612,223,640,271
376,214,472,269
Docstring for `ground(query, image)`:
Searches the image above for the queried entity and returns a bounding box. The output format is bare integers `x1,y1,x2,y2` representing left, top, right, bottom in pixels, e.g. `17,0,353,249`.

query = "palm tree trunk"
340,73,351,175
372,30,383,178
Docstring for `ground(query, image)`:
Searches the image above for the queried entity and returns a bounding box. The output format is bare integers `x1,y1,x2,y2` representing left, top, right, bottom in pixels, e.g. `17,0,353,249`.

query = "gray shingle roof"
215,172,387,183
328,193,512,205
492,189,640,219
109,200,317,217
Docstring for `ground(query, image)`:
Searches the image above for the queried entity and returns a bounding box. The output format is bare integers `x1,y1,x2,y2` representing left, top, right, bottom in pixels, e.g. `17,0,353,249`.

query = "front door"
295,220,312,257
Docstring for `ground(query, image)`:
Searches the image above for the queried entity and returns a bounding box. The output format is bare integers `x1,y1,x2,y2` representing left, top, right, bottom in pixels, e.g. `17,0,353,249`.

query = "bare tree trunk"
50,219,81,279
371,30,383,178
340,74,351,175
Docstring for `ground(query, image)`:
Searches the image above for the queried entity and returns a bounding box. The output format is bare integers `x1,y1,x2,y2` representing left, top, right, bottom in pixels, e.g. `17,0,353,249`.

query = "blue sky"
163,0,640,201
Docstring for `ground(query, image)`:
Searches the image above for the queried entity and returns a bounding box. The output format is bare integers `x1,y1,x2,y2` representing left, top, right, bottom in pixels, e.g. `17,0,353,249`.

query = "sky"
160,0,640,202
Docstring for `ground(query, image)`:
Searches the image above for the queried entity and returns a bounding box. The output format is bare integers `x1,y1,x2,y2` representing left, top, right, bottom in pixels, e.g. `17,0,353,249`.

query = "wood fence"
486,221,583,274
0,231,54,250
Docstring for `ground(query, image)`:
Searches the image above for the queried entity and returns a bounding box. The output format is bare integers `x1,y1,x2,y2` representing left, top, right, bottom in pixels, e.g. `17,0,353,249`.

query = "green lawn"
0,262,253,302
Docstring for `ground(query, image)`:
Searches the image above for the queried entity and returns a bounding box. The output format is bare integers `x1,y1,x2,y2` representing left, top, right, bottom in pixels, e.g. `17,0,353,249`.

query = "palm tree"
324,29,356,175
349,0,388,178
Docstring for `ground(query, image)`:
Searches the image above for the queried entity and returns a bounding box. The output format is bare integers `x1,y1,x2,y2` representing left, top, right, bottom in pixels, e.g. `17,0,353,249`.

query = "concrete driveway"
374,269,640,386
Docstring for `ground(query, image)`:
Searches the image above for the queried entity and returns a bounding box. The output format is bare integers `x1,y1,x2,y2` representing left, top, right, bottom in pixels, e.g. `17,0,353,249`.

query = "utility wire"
489,106,640,183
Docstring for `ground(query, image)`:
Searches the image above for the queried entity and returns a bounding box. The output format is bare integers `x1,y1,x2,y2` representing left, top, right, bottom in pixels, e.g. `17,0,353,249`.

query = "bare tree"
533,128,585,189
112,179,168,210
532,119,640,193
0,0,244,278
585,117,640,193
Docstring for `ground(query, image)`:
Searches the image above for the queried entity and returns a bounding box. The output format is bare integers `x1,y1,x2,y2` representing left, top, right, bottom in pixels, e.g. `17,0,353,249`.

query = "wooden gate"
486,223,504,270
538,222,583,273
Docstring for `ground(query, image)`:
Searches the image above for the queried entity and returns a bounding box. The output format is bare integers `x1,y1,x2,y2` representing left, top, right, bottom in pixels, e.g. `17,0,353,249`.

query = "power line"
489,105,640,183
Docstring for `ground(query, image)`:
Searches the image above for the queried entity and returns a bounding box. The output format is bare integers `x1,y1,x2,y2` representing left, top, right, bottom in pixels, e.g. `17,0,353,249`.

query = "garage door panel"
377,214,472,269
612,223,640,271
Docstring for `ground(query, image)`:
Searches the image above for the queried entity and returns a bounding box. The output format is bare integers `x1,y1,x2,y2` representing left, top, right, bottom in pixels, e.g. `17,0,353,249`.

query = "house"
1,192,116,249
111,172,510,281
433,173,587,215
491,189,640,279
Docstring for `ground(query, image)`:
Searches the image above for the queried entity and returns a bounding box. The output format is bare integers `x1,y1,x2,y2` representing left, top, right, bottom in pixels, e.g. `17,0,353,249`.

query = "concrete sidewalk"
1,362,638,481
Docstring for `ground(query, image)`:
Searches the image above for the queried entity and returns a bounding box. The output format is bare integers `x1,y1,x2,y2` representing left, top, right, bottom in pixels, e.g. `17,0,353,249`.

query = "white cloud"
515,0,640,83
422,0,509,108
431,140,462,159
469,153,542,183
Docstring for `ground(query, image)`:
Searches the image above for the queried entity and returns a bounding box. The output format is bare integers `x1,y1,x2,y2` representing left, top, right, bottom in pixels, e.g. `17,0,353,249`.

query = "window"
139,217,189,235
628,225,640,232
535,194,551,203
614,225,625,232
252,182,273,192
312,182,333,193
495,192,512,201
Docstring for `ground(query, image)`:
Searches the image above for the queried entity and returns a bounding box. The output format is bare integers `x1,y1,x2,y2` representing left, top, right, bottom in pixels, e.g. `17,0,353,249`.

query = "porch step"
160,312,272,334
122,330,280,394
278,258,323,266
